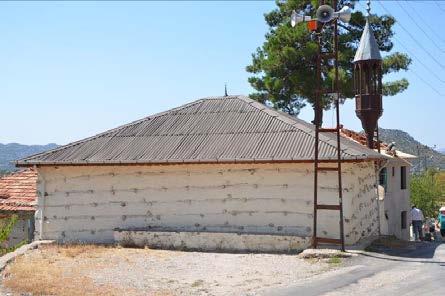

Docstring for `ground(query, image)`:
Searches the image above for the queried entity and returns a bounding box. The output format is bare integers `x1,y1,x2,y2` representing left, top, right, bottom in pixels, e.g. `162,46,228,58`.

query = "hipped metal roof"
16,96,385,166
353,19,382,62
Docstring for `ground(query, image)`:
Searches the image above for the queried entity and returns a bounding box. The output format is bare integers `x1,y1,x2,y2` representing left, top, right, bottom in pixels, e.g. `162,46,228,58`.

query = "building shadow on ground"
357,236,444,263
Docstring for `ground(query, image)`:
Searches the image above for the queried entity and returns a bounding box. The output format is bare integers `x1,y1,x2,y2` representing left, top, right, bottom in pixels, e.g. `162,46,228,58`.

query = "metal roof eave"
15,155,387,167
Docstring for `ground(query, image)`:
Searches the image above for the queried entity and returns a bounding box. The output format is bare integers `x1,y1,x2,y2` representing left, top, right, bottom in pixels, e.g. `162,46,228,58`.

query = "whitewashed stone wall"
378,158,411,240
35,162,378,248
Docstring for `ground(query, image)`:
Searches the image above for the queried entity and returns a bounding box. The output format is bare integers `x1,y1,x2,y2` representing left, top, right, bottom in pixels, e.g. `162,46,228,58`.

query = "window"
401,211,407,229
392,166,395,177
379,168,387,189
401,166,407,190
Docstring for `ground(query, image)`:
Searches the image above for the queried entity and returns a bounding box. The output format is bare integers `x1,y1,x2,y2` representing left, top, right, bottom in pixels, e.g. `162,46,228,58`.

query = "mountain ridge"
0,143,59,173
378,128,445,171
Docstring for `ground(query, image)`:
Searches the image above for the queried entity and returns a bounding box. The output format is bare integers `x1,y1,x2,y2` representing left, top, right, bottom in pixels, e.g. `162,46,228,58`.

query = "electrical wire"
405,0,445,43
378,0,445,68
435,1,445,13
391,35,445,95
396,0,444,52
392,34,445,84
362,1,445,95
356,1,445,84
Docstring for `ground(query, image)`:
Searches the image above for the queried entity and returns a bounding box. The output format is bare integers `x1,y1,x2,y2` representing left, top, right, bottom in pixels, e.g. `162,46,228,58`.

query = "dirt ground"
0,244,341,296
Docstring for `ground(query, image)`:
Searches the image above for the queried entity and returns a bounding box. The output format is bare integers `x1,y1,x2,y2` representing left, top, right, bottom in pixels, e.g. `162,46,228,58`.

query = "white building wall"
35,162,379,248
378,159,411,240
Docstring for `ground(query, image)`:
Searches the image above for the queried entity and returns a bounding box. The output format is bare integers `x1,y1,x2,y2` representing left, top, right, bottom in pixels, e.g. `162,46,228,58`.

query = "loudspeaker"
291,10,311,27
333,6,352,23
316,5,334,23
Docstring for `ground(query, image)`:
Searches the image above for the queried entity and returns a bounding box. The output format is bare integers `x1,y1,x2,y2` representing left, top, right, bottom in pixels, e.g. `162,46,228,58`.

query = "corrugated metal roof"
353,19,382,62
0,169,37,212
16,96,385,166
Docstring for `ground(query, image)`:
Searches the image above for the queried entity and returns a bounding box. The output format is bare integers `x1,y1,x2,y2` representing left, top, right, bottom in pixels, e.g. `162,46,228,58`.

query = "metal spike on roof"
366,0,371,17
353,19,382,62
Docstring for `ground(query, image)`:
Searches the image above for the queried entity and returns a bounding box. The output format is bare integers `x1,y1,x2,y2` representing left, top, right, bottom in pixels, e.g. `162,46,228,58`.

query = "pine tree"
246,0,411,120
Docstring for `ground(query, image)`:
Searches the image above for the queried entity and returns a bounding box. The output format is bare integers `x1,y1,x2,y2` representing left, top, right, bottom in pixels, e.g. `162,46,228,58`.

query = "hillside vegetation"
378,128,445,171
0,143,58,173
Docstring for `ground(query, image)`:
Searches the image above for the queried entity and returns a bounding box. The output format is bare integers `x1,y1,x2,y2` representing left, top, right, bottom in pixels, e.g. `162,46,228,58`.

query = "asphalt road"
265,243,445,296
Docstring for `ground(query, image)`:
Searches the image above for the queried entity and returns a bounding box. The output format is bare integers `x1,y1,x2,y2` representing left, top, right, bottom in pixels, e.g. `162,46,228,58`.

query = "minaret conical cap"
353,19,382,62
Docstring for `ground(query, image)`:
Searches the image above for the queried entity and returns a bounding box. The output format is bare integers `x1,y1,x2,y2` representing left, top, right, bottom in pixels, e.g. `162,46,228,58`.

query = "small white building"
341,129,414,241
17,96,412,252
377,154,412,241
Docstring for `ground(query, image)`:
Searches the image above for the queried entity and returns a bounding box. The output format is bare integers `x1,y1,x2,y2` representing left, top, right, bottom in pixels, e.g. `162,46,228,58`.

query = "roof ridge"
198,95,242,100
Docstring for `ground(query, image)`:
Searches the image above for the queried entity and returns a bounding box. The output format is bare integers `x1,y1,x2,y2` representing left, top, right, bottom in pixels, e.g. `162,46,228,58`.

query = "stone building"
341,129,414,241
17,96,411,251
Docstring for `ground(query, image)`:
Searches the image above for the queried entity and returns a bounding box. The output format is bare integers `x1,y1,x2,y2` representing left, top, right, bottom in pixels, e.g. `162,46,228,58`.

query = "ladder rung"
318,128,338,132
317,167,339,171
321,52,335,59
315,237,343,245
315,89,332,94
316,204,341,210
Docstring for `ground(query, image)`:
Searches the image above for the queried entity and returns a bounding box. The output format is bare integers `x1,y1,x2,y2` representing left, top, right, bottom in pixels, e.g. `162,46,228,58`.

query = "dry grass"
2,244,140,296
55,244,108,258
1,244,331,296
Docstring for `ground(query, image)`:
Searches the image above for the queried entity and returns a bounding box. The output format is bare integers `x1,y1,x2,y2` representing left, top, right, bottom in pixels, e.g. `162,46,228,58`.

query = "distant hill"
0,143,59,173
0,129,443,173
438,148,445,154
378,128,445,171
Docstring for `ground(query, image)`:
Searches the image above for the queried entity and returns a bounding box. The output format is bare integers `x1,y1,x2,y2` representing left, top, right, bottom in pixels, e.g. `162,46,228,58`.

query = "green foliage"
247,0,411,118
383,79,409,96
327,255,342,265
438,172,445,203
0,215,18,243
410,169,444,218
0,214,25,255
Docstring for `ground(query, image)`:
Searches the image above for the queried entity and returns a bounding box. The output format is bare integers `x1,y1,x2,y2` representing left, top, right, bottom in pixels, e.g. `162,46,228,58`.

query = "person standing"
410,205,424,241
437,207,445,238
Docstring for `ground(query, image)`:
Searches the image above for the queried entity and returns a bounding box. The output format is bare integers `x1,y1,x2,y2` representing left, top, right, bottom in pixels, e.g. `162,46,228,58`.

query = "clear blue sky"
0,1,444,149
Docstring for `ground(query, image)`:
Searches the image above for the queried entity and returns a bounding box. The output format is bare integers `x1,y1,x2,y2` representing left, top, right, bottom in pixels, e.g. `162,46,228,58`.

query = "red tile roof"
340,128,388,151
0,169,37,212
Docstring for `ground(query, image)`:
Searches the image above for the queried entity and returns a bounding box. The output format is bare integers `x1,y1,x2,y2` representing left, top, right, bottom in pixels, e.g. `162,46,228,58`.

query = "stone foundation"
114,229,311,253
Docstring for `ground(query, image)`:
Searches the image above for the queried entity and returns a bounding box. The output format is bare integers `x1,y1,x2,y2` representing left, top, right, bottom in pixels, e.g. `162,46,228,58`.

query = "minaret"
353,1,383,149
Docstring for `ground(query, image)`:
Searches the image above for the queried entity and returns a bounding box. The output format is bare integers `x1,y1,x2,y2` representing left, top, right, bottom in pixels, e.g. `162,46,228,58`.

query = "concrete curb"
0,240,54,271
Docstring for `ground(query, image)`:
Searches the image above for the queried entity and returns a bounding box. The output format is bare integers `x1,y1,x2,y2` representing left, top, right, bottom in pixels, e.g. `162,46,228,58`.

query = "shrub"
0,214,25,255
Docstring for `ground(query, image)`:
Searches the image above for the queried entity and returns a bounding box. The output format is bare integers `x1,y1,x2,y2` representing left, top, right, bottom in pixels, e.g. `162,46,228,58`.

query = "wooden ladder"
312,0,345,251
313,125,345,251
